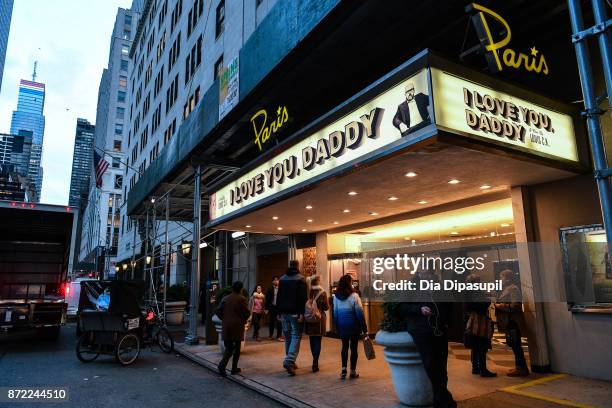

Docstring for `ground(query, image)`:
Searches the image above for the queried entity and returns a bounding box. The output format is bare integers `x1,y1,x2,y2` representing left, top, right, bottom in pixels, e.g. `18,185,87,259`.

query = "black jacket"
276,267,308,315
392,93,430,135
264,285,279,309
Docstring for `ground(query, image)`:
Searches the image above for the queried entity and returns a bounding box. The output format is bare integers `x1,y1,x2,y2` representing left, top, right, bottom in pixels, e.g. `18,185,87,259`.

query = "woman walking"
249,285,265,341
333,275,367,379
464,273,496,377
216,281,251,376
304,276,329,372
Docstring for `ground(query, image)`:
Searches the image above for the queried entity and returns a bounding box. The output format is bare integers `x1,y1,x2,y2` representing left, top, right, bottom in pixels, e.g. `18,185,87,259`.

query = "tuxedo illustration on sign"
392,82,431,136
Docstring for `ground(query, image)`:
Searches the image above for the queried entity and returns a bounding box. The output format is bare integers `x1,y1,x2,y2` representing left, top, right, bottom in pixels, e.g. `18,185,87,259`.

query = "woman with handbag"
304,276,329,372
464,274,496,377
495,269,529,377
333,275,368,379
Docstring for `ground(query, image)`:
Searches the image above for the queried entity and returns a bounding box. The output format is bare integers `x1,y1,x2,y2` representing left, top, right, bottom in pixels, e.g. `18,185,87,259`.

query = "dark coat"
264,285,279,310
392,93,430,135
218,292,251,342
464,290,492,349
304,286,329,336
276,267,308,315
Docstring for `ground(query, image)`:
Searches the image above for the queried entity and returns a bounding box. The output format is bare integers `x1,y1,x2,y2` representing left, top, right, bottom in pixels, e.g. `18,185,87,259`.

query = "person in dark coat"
392,82,430,136
265,276,283,340
397,270,456,408
304,275,329,373
464,274,496,377
276,260,308,376
216,281,251,376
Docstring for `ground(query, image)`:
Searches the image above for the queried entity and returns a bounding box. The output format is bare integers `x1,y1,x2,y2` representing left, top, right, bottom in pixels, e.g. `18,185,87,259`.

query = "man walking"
265,276,283,340
276,260,308,376
216,281,251,377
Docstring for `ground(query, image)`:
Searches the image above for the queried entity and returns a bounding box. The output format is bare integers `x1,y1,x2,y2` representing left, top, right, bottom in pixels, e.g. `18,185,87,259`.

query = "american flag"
94,151,109,188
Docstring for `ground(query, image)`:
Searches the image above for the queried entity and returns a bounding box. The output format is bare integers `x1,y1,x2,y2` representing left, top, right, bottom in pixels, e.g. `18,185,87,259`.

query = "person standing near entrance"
333,275,367,379
265,276,283,341
216,281,251,377
304,275,329,373
277,260,308,376
398,269,456,408
249,285,265,341
464,274,496,377
495,269,529,377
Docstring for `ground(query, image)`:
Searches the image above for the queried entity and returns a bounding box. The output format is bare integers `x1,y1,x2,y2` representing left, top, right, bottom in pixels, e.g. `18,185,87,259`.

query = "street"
0,324,282,408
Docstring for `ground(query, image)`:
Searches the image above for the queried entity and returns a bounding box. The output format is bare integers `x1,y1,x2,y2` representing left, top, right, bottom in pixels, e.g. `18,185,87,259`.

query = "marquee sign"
431,68,578,163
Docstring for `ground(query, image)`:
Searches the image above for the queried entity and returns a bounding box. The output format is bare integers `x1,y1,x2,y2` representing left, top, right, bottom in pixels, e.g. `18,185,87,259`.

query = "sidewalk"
173,331,611,408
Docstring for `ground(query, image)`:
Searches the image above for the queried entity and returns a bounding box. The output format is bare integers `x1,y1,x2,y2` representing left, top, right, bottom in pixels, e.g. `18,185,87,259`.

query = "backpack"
304,290,323,323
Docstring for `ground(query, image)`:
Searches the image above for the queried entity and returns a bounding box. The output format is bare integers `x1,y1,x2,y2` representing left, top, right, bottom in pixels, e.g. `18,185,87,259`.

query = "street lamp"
122,263,128,271
115,266,120,273
181,242,191,255
146,255,152,264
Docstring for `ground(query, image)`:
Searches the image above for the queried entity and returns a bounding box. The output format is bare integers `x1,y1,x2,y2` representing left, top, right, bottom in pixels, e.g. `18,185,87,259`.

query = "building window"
214,55,223,81
114,175,123,189
120,59,129,71
121,44,130,55
124,14,132,26
112,157,121,168
114,140,122,151
117,90,126,103
114,123,123,135
119,75,128,88
116,107,125,119
215,0,225,38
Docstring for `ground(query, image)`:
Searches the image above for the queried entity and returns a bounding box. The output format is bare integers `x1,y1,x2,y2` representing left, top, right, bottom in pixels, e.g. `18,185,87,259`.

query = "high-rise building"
0,131,34,202
79,6,138,278
10,79,46,202
0,0,14,93
68,118,95,209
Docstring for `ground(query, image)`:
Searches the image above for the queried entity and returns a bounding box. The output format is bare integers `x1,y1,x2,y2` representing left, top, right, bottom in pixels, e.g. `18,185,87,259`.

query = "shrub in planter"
166,284,189,302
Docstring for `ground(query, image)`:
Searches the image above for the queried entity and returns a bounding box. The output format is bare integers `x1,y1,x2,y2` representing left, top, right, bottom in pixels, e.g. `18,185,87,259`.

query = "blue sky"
0,0,132,204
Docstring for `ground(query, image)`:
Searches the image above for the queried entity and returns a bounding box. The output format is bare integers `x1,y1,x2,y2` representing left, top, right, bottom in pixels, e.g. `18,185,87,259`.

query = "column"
185,167,201,345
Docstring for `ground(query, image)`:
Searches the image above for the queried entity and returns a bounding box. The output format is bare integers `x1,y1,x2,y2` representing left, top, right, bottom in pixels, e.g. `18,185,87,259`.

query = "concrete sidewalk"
173,333,611,408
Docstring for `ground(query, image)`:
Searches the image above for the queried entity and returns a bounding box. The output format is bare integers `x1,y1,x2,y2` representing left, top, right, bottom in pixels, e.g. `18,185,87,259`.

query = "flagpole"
93,145,142,176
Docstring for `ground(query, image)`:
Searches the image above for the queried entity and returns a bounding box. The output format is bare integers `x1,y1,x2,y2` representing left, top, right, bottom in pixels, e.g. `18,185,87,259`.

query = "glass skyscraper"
10,79,46,202
68,118,95,209
0,0,13,93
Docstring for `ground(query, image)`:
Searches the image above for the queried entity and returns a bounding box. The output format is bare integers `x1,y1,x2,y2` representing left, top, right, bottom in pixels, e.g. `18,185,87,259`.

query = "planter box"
165,301,187,325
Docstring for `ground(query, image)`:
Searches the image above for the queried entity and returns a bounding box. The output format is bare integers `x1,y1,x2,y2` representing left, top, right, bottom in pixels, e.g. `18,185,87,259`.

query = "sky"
0,0,133,205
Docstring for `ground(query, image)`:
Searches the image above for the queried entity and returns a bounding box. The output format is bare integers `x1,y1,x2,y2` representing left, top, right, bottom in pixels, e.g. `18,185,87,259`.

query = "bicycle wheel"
157,327,174,353
76,332,100,363
115,333,140,366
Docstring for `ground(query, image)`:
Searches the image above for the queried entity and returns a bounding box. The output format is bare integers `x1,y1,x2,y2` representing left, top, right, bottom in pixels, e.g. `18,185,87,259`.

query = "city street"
0,324,282,408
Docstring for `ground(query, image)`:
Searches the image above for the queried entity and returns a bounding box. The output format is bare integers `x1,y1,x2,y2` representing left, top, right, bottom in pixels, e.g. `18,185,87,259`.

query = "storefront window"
560,225,612,308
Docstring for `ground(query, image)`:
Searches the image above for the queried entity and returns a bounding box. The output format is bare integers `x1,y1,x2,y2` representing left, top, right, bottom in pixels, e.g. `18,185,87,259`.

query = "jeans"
252,312,263,338
219,340,241,371
340,335,359,370
281,314,303,366
507,321,528,370
309,336,322,365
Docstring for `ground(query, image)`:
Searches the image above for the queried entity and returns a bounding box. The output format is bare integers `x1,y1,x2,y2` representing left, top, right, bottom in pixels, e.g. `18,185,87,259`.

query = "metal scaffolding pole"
568,0,612,246
162,195,170,323
185,167,201,345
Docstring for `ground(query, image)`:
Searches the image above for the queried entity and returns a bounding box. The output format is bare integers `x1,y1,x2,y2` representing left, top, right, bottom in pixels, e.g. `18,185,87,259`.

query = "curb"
174,343,319,408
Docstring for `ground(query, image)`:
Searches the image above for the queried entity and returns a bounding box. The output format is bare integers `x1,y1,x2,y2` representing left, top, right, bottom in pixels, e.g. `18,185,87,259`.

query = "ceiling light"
199,242,208,248
347,191,358,196
450,231,459,235
277,227,283,231
305,205,313,209
369,212,378,216
418,200,427,205
333,221,339,225
404,237,411,240
301,229,307,232
501,223,510,227
448,179,460,184
272,216,279,220
405,172,417,177
231,231,245,239
490,231,497,237
245,225,252,228
388,196,398,201
343,209,350,213
480,184,491,190
307,219,313,223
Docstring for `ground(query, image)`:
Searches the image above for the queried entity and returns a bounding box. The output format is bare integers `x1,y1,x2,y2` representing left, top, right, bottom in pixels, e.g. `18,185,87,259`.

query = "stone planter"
165,301,187,325
375,330,433,407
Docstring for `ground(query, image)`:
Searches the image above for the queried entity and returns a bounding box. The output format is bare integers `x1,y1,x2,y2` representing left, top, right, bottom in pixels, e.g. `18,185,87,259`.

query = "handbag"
363,335,376,360
465,312,494,339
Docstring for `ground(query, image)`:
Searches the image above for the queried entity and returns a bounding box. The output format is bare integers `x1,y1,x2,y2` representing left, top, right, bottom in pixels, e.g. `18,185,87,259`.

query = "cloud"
0,0,132,205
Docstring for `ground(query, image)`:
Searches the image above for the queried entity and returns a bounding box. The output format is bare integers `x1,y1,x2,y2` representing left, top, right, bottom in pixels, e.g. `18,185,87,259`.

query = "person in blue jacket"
333,274,367,379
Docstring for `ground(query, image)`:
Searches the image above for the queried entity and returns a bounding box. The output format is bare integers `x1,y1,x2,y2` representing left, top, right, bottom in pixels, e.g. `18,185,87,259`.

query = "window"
123,29,131,40
114,175,123,189
168,32,181,71
140,126,149,151
114,123,124,135
114,140,122,151
112,157,121,168
214,55,223,81
154,66,164,97
121,44,130,55
117,90,126,102
216,0,225,38
124,14,132,26
116,107,125,119
157,31,167,63
158,0,168,30
119,75,128,88
183,86,200,119
152,104,162,132
120,59,129,71
164,118,177,144
185,35,203,84
166,74,179,113
170,0,183,33
143,92,151,116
